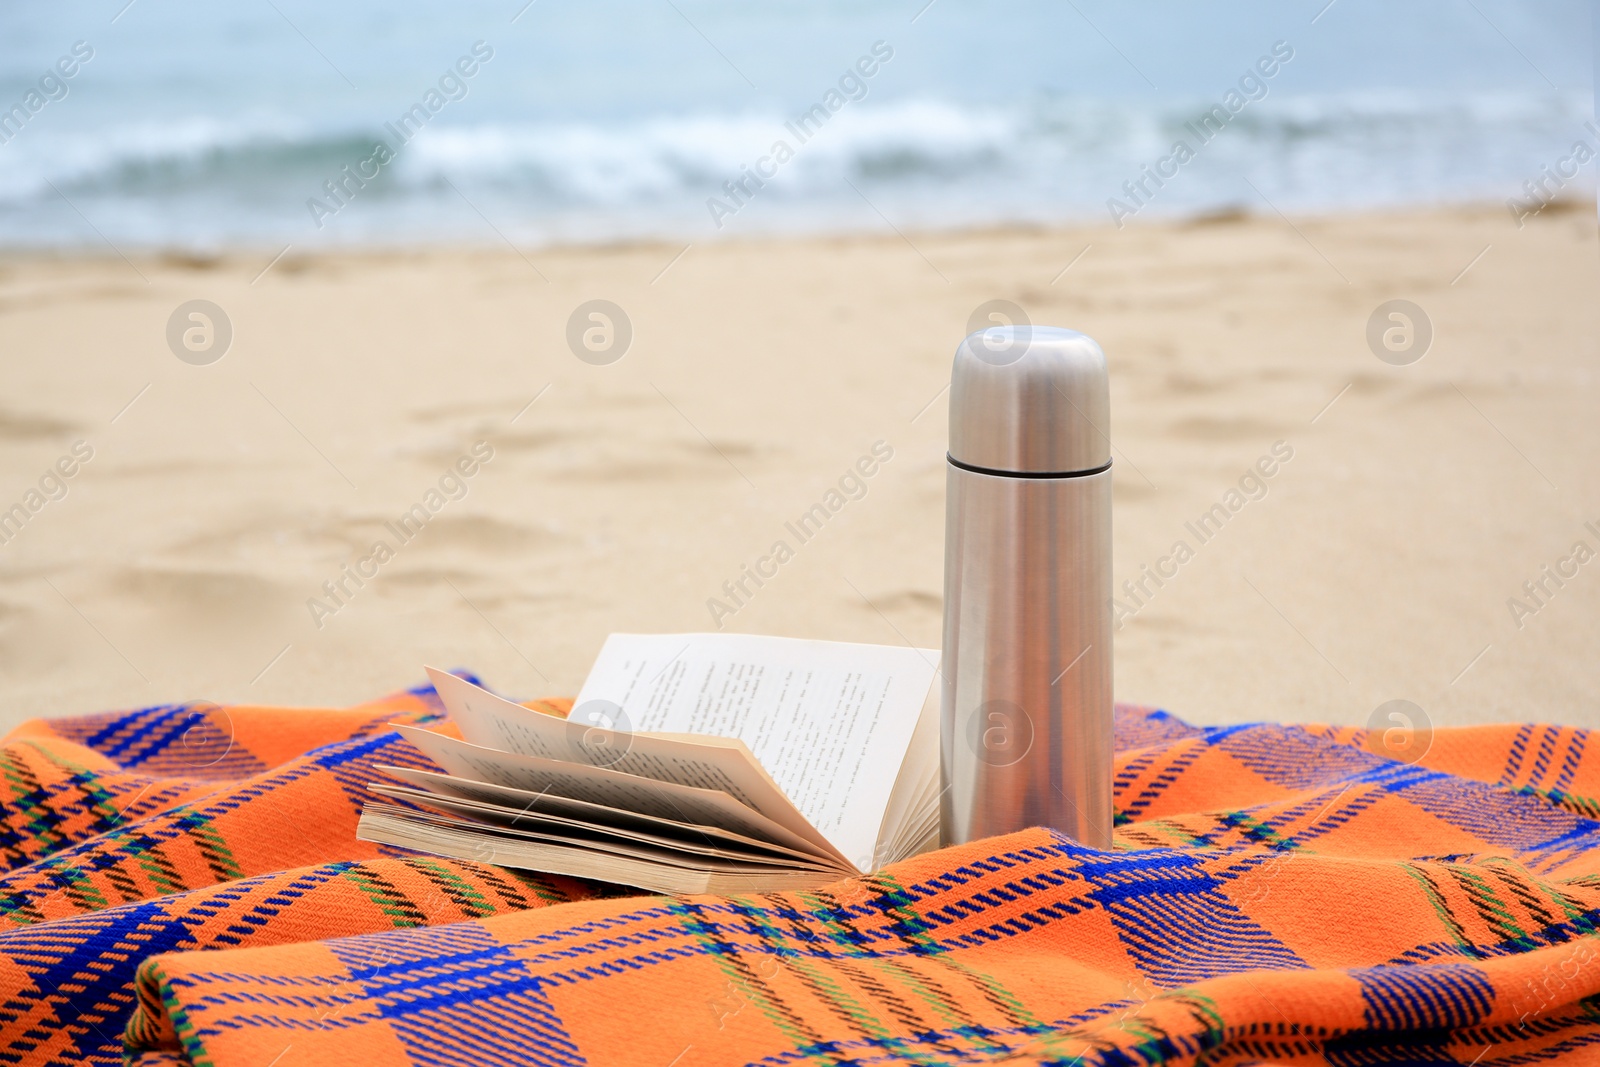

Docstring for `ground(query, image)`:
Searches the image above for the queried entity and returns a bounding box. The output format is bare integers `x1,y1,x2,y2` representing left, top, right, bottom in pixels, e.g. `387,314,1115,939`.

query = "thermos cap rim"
946,453,1112,479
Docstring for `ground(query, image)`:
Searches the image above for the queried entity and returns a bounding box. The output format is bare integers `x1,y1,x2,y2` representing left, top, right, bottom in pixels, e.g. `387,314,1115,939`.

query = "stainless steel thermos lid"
948,326,1110,475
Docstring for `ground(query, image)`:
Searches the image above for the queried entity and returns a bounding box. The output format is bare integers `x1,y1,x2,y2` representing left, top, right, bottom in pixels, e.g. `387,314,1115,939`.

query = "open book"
357,633,941,895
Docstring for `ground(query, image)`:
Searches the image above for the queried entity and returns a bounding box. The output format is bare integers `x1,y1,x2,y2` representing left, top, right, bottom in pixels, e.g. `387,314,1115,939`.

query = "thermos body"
939,325,1114,849
941,461,1112,847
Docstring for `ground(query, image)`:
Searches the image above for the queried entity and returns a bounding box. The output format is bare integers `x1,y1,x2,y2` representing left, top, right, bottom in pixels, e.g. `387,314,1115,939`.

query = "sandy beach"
0,202,1595,732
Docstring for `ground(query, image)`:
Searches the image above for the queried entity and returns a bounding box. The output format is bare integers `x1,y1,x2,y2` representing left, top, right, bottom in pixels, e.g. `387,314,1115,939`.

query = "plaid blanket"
1,678,1597,1066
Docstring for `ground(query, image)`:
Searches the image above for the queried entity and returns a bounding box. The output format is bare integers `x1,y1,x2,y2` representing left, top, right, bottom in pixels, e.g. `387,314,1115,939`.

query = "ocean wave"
1,89,1590,248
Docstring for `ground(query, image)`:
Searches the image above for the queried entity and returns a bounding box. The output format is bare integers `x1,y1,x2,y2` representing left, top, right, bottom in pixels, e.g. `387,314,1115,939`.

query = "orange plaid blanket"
1,675,1597,1066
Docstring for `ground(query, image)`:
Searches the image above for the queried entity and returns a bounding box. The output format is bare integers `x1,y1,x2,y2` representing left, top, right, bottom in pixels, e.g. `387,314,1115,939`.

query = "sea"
0,0,1593,250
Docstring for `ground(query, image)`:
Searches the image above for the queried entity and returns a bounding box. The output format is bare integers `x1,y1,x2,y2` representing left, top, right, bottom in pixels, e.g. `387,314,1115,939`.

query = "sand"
0,202,1596,734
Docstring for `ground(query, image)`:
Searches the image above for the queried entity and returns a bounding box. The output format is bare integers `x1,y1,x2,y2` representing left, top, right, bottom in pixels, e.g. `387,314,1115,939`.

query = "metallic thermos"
940,325,1114,849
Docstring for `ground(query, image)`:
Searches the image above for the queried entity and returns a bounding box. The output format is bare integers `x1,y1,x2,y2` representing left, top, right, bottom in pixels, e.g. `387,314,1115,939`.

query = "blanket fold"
0,679,1596,1066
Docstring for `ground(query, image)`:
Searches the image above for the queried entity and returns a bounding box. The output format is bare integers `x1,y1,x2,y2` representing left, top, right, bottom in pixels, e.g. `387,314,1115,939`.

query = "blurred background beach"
0,1,1596,734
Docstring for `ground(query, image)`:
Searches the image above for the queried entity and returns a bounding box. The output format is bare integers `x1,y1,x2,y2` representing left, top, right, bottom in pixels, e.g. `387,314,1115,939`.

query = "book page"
357,811,839,896
875,684,941,867
369,784,825,869
395,725,843,864
376,765,839,869
574,633,938,866
423,668,827,855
